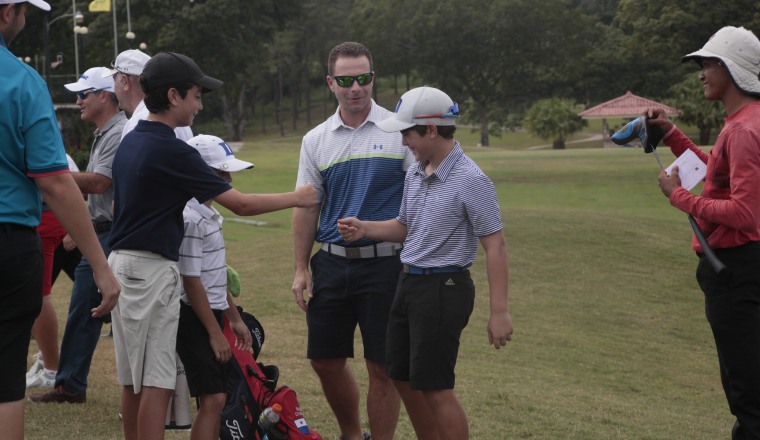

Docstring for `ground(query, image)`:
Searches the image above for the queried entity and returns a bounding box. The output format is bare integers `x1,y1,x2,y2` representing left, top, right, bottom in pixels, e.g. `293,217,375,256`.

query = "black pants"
697,242,760,440
0,223,43,402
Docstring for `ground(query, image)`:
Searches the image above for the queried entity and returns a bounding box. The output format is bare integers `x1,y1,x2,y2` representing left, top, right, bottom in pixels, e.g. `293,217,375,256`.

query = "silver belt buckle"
344,247,362,259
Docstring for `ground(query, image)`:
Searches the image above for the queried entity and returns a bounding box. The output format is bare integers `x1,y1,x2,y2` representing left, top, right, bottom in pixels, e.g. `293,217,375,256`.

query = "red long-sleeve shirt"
666,101,760,252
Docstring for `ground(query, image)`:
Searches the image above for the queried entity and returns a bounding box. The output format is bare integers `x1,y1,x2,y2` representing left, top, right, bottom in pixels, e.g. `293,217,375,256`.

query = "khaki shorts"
109,249,180,393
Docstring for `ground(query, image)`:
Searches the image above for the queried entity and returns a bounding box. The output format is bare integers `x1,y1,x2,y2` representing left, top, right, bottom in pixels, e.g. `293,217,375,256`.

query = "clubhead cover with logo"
611,116,647,147
644,115,664,153
611,116,663,153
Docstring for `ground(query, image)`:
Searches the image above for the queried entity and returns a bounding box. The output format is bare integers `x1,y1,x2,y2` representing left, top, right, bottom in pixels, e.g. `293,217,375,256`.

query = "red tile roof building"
579,91,680,147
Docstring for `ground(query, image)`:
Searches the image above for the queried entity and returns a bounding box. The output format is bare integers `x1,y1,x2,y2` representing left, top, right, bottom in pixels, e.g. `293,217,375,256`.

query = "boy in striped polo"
176,134,253,440
337,86,513,440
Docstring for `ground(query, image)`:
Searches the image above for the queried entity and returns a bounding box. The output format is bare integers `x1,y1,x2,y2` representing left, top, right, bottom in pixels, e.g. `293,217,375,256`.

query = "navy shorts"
0,224,43,402
176,302,228,397
307,250,401,363
386,270,475,390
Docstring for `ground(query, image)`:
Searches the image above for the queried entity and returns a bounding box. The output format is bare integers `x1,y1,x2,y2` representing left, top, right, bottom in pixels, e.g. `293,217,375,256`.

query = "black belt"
0,223,35,234
403,264,466,275
92,221,112,233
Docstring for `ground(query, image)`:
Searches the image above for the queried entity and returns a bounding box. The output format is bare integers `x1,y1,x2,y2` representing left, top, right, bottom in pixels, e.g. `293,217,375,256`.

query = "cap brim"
27,0,51,11
682,49,720,63
63,82,93,92
102,68,117,78
376,117,415,133
214,158,254,172
197,75,223,93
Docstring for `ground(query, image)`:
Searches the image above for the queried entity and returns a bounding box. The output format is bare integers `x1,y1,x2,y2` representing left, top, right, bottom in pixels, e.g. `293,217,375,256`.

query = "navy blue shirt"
109,120,231,260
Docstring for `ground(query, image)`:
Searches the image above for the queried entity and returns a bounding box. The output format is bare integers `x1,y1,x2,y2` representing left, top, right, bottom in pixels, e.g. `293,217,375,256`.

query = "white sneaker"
26,369,56,388
26,352,43,379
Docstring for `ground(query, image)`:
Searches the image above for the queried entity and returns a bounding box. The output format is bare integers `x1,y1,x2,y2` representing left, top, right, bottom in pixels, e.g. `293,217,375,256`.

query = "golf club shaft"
688,214,728,275
652,150,665,170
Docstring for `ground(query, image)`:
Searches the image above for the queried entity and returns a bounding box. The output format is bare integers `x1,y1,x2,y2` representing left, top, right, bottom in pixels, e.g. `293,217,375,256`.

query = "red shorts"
36,211,66,297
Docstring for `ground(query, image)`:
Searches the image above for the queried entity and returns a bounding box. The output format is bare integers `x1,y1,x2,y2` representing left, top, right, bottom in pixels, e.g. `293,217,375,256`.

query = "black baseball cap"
140,52,223,93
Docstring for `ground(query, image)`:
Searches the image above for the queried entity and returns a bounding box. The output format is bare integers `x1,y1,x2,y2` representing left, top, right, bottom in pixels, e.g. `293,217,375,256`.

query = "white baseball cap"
376,86,459,132
102,49,151,78
0,1,51,11
683,26,760,96
64,67,115,93
187,135,254,172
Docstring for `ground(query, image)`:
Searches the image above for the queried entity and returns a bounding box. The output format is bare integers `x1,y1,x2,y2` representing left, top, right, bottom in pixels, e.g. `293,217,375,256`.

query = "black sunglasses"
333,72,374,88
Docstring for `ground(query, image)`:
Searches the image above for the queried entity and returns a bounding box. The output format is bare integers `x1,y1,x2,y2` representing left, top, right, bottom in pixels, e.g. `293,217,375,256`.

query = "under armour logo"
373,144,383,149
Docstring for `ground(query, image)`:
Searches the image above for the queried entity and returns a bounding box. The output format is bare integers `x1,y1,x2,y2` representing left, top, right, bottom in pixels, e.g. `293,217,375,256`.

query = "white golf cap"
187,135,254,172
376,86,459,132
103,49,151,78
683,26,760,96
0,0,51,11
64,67,115,93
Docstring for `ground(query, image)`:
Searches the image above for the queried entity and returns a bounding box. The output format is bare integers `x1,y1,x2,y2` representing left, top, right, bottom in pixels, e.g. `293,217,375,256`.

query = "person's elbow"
214,189,254,216
221,197,250,216
730,205,760,233
91,178,112,194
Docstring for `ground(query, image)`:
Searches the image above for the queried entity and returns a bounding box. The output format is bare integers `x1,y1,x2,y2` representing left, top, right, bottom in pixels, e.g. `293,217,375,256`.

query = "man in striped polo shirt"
337,86,513,440
292,42,433,440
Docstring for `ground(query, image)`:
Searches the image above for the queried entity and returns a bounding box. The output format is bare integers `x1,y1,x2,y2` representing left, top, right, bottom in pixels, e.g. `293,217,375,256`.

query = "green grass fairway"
26,140,730,440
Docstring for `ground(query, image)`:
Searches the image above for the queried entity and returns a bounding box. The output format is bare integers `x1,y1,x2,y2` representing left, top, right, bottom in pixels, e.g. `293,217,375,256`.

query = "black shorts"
176,302,228,397
0,224,43,402
386,270,475,390
307,250,401,363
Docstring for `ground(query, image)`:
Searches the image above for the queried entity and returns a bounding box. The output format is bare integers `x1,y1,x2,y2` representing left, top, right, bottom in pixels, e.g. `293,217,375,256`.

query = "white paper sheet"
666,149,707,191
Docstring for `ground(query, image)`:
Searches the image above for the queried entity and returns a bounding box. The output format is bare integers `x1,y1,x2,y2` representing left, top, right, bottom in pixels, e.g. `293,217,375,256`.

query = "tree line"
10,0,760,145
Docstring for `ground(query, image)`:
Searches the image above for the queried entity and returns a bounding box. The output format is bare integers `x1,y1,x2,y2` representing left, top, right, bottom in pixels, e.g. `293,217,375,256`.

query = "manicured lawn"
27,135,729,440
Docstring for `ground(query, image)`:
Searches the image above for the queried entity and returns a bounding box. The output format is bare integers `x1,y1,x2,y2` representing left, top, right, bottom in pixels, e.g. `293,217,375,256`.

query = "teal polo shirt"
0,35,68,227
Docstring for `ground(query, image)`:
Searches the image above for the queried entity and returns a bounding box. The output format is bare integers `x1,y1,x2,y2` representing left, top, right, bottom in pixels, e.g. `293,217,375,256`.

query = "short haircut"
105,91,119,106
403,125,457,140
327,42,372,76
140,79,193,113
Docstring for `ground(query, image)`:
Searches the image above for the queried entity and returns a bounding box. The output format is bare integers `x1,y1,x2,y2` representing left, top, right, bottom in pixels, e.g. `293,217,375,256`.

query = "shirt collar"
187,198,221,221
94,111,126,136
413,142,463,182
135,119,176,135
328,99,381,131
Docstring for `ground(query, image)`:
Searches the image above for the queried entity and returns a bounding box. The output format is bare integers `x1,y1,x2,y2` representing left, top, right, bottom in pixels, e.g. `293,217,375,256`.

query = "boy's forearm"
215,188,301,216
363,219,408,243
481,232,510,313
224,293,243,323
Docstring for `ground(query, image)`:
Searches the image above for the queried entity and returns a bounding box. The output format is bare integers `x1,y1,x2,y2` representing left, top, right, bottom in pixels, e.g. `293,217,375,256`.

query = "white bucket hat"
0,0,51,11
187,135,254,172
103,49,151,78
683,26,760,96
376,86,459,132
64,67,115,93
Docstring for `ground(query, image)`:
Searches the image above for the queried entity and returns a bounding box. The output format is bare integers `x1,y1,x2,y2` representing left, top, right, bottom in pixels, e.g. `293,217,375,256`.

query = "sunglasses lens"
356,73,372,86
77,92,86,100
334,76,353,88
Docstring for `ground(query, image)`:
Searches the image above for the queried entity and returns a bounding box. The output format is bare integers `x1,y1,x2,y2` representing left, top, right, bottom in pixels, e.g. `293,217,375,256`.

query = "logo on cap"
394,99,403,113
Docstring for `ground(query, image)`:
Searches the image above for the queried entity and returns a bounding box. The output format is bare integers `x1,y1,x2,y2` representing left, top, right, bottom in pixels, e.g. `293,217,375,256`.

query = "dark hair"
105,91,119,106
0,3,23,12
327,42,372,75
140,78,194,113
403,125,457,140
